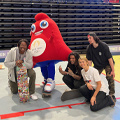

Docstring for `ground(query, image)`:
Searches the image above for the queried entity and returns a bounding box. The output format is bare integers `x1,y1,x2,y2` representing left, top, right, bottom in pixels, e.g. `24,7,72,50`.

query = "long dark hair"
68,52,82,76
88,32,100,43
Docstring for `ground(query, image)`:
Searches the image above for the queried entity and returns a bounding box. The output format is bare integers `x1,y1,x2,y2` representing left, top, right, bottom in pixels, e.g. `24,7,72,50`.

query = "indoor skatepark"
0,0,120,120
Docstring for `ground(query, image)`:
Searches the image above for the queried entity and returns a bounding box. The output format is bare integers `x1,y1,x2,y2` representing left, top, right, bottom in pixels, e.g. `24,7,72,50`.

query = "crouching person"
4,39,38,100
79,57,116,112
59,52,85,90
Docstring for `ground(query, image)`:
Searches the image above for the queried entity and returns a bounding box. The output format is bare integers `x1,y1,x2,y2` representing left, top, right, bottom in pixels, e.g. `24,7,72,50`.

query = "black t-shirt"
65,64,79,75
86,41,113,69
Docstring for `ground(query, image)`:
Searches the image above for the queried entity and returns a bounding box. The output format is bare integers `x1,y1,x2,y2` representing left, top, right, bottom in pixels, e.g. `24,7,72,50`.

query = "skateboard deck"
42,90,51,98
16,63,29,102
61,89,83,101
42,82,51,98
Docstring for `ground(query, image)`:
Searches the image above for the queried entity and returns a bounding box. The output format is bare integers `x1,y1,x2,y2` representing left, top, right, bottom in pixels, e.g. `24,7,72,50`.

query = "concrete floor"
0,61,120,120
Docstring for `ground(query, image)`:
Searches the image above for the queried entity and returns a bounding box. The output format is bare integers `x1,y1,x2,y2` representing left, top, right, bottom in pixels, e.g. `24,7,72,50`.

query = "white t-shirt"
81,66,107,93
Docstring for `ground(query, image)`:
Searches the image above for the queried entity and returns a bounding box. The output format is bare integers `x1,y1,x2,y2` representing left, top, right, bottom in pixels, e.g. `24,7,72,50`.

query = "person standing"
4,39,38,100
86,32,115,99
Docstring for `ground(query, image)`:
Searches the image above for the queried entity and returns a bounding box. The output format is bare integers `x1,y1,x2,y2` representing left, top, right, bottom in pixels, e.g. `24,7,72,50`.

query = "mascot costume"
29,13,72,92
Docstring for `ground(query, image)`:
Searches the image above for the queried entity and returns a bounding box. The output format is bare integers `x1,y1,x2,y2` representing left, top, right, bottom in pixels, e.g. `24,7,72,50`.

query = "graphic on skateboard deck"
42,82,51,98
61,89,83,101
16,63,29,102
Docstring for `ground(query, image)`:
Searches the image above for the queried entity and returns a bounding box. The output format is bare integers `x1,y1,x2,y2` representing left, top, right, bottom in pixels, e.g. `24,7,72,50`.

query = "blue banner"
109,45,120,55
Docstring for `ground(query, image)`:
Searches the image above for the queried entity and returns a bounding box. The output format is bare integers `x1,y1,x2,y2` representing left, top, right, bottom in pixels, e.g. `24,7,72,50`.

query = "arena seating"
0,0,120,53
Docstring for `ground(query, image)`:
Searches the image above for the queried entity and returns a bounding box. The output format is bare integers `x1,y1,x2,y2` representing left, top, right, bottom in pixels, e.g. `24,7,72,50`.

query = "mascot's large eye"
40,20,49,29
31,24,36,33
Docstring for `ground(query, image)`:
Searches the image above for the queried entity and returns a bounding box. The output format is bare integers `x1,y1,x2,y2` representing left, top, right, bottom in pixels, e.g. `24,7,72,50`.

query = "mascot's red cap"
35,13,49,21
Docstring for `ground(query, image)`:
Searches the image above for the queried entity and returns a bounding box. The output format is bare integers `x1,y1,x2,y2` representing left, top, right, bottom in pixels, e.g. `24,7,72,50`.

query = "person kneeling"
59,52,85,90
4,39,38,100
79,57,116,112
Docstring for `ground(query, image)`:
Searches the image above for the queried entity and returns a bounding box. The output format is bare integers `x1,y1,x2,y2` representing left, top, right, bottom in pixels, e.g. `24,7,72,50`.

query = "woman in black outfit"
59,52,85,89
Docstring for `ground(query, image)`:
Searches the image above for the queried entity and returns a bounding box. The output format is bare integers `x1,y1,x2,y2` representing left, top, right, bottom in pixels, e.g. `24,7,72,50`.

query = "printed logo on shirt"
99,52,102,56
89,80,91,82
86,80,91,83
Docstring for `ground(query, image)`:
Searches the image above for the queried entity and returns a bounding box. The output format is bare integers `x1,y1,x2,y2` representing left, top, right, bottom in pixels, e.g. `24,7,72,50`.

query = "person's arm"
85,81,93,90
86,45,92,66
68,67,81,80
104,44,115,78
59,65,68,75
108,58,115,78
24,50,33,69
15,60,23,68
90,69,102,106
4,50,16,68
91,81,101,106
71,73,81,80
59,66,81,80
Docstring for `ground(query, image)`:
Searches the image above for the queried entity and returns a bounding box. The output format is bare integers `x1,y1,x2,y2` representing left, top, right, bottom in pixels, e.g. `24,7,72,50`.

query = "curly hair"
17,39,29,50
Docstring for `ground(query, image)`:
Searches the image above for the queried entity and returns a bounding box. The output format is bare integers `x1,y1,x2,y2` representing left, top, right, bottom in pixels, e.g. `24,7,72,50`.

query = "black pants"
63,75,85,89
79,85,113,112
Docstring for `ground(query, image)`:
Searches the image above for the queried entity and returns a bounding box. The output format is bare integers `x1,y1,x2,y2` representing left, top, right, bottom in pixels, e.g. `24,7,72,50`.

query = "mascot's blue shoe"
44,78,55,92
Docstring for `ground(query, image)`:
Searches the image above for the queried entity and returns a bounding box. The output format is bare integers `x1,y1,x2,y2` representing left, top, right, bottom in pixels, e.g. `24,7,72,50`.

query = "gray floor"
0,61,120,120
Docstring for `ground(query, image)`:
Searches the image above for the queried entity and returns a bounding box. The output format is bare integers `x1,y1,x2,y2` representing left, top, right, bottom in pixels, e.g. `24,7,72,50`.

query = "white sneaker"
30,94,38,100
44,78,55,92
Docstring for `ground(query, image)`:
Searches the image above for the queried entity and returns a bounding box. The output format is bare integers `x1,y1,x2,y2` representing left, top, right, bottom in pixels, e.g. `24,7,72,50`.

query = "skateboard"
42,82,51,98
16,63,29,103
61,89,83,101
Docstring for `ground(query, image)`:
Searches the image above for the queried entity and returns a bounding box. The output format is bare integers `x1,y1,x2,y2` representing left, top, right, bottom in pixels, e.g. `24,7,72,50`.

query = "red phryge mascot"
29,13,72,92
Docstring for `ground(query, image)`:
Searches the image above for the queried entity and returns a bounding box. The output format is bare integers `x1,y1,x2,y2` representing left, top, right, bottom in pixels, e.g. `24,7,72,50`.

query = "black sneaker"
109,95,116,107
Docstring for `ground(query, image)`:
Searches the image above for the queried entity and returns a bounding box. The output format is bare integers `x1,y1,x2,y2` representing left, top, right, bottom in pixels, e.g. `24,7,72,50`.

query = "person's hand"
86,83,93,90
59,65,63,73
16,60,23,68
110,71,115,79
90,96,96,106
68,67,74,76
